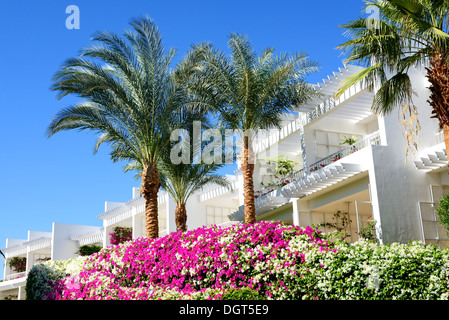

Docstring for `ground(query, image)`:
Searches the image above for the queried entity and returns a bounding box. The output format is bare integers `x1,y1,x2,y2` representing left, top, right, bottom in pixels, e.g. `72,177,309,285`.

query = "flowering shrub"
27,222,449,300
44,222,332,300
109,226,132,245
306,239,449,300
26,256,87,300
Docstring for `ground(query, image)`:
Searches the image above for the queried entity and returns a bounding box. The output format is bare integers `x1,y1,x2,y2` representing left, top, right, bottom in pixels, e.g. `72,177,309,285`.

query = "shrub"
221,287,266,300
302,239,449,300
47,222,330,300
26,264,64,300
76,244,102,256
26,256,87,300
29,222,449,300
436,193,449,239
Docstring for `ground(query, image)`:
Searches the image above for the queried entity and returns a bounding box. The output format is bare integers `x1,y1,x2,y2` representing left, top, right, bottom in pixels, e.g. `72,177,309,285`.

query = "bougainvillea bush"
26,256,87,300
27,222,449,300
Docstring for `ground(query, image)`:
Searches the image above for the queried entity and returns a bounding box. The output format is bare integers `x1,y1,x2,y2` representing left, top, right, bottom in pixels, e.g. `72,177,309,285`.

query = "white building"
0,223,102,300
98,63,448,248
228,64,449,247
2,63,448,300
97,179,240,245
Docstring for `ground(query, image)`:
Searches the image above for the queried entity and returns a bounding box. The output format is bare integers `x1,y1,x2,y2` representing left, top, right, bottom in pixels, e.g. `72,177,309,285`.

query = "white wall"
51,223,102,261
27,231,51,241
368,67,442,243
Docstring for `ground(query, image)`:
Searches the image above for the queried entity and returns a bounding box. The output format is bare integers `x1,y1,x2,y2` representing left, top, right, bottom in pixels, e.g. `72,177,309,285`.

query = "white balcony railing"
254,131,381,198
253,117,305,154
199,181,238,202
436,130,444,144
307,131,381,171
4,271,27,281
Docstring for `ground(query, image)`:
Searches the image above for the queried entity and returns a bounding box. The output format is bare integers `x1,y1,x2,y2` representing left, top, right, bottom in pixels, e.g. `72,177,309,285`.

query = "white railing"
303,79,368,124
199,181,238,202
5,272,27,281
254,131,381,199
307,131,381,172
253,117,305,154
436,130,444,144
159,229,168,237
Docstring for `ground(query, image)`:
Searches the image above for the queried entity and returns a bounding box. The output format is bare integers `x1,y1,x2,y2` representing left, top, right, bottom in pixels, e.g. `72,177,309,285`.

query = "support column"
166,193,177,234
26,248,33,274
131,207,140,239
291,198,300,226
103,226,112,248
18,286,25,300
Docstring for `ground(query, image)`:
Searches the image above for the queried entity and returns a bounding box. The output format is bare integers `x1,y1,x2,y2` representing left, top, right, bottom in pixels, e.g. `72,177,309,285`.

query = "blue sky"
0,0,367,275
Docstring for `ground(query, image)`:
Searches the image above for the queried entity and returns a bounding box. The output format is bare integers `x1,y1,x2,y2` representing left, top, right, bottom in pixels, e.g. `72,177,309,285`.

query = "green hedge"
299,240,449,300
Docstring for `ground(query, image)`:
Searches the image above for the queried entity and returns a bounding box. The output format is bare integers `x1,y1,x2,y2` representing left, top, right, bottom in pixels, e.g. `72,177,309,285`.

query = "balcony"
4,271,26,281
0,273,27,291
255,131,380,198
229,131,381,221
414,130,448,172
199,180,238,202
252,117,305,156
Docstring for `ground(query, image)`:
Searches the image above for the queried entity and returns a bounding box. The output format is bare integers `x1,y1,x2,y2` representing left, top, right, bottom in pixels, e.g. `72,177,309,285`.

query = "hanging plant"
8,257,26,273
265,156,300,178
340,135,359,146
109,227,132,245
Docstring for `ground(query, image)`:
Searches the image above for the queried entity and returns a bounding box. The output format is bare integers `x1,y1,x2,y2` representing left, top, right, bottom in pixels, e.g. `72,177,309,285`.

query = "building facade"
229,64,449,247
2,63,448,299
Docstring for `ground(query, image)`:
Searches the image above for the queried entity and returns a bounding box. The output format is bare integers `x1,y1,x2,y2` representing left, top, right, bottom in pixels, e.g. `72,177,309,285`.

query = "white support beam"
291,198,300,226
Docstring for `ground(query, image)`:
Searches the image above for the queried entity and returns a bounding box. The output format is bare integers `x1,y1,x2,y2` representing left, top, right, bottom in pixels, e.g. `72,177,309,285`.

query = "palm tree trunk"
141,161,161,239
443,123,449,163
175,202,187,232
426,52,449,165
241,135,256,224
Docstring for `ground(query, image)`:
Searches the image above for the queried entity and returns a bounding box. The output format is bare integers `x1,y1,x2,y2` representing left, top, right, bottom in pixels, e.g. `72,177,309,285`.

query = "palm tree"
125,109,231,232
158,160,229,232
47,17,200,239
336,0,449,160
187,34,319,224
159,116,232,231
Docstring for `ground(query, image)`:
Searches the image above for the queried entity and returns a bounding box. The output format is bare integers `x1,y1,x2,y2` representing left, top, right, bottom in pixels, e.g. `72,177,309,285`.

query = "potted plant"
8,257,26,273
109,226,132,245
340,135,359,146
76,244,103,256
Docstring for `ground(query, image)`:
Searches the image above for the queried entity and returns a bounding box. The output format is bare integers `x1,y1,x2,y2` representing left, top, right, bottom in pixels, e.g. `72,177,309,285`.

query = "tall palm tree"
187,34,319,224
336,0,449,160
47,17,200,239
124,157,230,232
125,109,231,232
